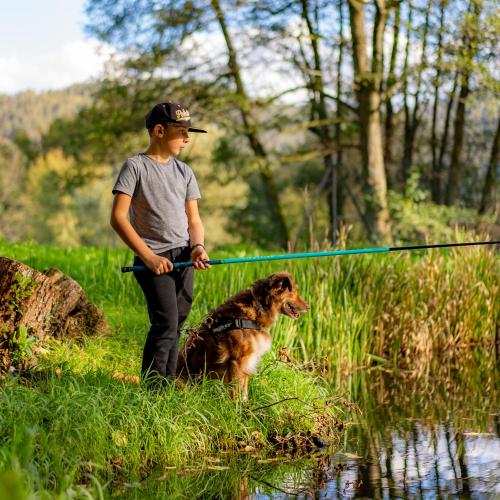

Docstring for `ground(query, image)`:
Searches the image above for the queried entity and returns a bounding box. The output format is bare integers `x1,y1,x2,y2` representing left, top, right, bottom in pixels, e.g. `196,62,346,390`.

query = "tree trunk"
300,0,339,245
445,0,480,206
437,72,459,203
348,0,392,243
384,2,401,171
479,116,500,214
210,0,290,247
0,257,109,373
405,0,433,185
335,0,346,226
445,70,470,205
431,0,448,203
401,5,413,188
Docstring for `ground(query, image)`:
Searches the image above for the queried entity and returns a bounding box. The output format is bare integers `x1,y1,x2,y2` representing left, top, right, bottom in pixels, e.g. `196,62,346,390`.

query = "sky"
0,1,417,101
0,0,111,94
0,0,302,101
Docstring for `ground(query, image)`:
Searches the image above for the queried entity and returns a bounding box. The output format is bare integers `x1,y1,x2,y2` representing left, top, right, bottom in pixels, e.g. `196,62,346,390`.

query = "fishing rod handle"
121,260,221,273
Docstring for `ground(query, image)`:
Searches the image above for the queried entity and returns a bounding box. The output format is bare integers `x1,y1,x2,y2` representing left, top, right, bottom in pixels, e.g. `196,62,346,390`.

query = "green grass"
0,237,498,498
0,361,342,498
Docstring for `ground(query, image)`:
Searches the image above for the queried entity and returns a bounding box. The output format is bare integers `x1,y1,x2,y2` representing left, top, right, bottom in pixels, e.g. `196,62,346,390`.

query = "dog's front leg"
228,361,246,400
240,375,249,401
232,378,247,401
231,383,239,400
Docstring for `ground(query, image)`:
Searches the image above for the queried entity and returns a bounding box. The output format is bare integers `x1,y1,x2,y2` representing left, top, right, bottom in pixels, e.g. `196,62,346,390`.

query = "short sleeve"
186,167,201,201
112,159,140,196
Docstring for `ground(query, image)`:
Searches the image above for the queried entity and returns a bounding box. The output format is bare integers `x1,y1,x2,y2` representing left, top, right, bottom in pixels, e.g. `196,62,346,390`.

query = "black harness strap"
212,318,262,334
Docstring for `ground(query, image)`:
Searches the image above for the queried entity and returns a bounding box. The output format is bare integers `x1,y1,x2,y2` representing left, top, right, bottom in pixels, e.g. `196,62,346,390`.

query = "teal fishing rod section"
121,240,499,273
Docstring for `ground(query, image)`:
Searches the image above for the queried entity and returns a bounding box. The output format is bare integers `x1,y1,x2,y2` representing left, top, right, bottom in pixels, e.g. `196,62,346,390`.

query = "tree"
401,0,433,188
479,115,499,215
445,0,482,205
85,0,290,247
210,0,290,246
348,0,393,242
0,140,27,241
430,0,448,203
384,1,401,171
437,72,459,203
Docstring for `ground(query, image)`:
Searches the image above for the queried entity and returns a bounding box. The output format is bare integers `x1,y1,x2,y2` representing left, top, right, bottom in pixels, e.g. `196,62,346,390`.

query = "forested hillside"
0,84,92,140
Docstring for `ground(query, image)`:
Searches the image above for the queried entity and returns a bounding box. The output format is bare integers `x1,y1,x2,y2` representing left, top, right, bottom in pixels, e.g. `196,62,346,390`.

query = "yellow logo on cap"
175,108,191,121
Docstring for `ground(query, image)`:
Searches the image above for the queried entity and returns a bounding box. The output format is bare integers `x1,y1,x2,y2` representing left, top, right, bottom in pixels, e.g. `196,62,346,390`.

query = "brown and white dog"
176,272,309,399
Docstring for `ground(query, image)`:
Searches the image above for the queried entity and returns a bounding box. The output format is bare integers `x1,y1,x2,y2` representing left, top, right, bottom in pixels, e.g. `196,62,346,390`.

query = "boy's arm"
185,199,211,270
110,192,173,274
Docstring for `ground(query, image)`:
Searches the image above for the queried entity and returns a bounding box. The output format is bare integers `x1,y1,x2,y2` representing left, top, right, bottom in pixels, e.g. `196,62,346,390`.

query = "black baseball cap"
145,101,207,133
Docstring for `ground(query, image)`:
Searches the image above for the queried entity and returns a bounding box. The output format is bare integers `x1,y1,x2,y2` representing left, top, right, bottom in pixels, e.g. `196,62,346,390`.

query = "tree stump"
0,257,110,373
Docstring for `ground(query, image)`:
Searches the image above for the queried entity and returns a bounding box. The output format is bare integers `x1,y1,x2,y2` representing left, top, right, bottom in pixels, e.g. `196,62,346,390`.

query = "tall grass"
1,237,497,380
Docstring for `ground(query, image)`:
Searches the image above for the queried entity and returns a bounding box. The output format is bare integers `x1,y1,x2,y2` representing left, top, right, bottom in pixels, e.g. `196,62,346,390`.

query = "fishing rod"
121,240,499,273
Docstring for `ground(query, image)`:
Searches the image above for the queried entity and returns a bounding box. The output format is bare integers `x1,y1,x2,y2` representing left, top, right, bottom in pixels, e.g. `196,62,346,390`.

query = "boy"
110,101,211,385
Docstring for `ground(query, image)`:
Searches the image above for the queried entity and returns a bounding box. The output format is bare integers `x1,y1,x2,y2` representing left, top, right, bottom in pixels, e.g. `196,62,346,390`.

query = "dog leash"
121,240,499,273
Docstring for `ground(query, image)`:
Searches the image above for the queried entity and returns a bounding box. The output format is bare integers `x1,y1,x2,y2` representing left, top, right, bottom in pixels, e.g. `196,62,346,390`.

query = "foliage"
388,170,496,244
0,361,341,496
2,0,499,246
0,273,37,368
0,140,26,241
0,84,92,141
7,273,36,316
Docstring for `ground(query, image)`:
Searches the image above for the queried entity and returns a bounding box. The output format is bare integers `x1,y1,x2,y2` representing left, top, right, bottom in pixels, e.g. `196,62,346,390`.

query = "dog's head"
260,272,309,319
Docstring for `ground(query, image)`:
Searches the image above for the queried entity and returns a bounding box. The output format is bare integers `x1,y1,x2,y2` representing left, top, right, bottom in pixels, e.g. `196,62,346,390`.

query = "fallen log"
0,257,109,373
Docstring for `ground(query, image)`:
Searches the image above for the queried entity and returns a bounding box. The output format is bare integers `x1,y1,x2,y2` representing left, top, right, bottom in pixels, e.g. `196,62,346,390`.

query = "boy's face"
153,124,190,155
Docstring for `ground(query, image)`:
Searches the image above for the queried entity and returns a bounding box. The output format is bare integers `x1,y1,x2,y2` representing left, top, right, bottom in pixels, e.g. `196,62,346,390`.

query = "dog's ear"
269,273,293,293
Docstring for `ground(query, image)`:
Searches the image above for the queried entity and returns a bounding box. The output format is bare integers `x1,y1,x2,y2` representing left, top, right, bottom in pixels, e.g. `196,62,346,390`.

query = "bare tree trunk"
401,5,413,188
210,0,289,247
405,0,433,182
300,0,339,245
445,0,480,205
384,2,401,172
402,0,434,187
348,0,392,243
438,72,459,202
335,0,347,231
431,0,448,203
479,116,500,214
445,70,470,205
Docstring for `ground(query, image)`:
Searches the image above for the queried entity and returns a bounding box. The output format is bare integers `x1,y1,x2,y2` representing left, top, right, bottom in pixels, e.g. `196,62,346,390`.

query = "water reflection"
122,373,499,499
326,419,500,498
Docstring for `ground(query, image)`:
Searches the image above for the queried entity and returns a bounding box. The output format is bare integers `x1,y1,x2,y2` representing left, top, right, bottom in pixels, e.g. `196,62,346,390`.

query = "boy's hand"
145,254,173,275
190,246,212,270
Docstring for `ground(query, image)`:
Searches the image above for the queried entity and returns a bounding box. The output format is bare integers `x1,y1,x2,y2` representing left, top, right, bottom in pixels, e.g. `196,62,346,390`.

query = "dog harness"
211,318,262,334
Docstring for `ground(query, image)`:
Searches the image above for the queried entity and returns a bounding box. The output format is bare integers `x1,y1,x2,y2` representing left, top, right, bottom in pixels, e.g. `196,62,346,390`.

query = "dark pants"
133,246,194,381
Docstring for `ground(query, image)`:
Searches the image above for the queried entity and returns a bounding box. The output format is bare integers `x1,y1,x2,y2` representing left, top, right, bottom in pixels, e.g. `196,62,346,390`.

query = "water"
121,373,500,499
320,419,500,498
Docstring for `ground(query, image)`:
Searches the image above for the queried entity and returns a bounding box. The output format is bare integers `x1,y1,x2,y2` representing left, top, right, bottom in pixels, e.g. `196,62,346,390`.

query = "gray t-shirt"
112,153,201,253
